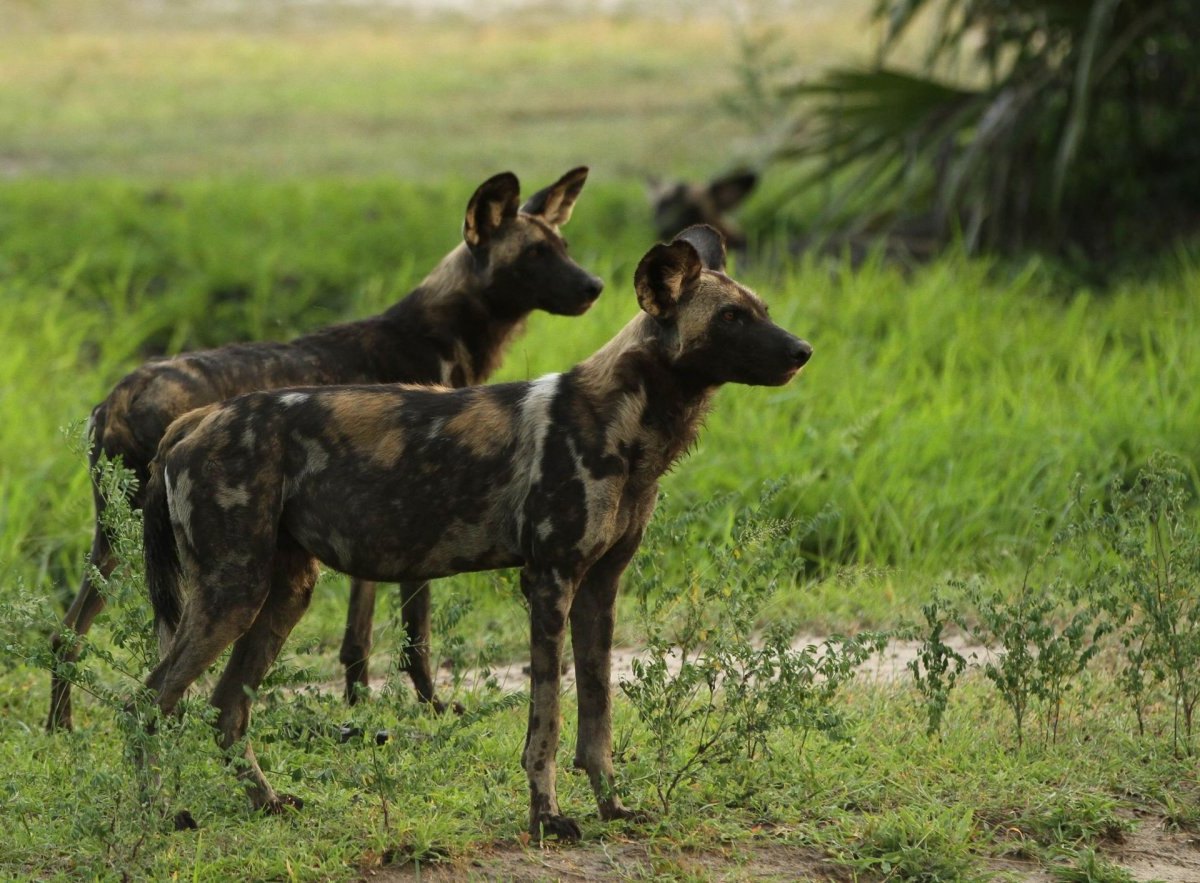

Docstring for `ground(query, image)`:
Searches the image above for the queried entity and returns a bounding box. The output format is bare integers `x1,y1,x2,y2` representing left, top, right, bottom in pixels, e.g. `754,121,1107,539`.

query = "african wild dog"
649,169,757,249
46,168,602,732
139,224,811,839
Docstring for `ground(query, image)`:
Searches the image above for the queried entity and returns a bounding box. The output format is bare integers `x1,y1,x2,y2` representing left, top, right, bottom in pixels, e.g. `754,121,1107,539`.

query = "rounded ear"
464,172,521,249
673,224,727,273
634,239,702,320
520,166,588,227
707,169,757,211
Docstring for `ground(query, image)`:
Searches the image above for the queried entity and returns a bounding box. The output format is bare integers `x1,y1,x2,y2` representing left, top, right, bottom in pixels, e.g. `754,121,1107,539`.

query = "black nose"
793,340,813,366
586,276,604,299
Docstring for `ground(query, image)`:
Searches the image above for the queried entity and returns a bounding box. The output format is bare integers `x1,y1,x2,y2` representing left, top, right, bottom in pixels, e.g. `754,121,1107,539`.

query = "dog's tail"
143,459,183,638
143,404,219,638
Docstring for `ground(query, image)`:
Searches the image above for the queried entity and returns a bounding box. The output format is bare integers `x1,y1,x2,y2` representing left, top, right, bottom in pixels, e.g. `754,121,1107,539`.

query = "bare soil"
366,819,1200,882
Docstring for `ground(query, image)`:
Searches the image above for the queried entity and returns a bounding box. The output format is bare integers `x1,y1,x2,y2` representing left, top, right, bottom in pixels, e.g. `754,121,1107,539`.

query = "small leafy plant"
967,572,1102,749
907,590,968,737
1072,454,1200,755
621,484,884,813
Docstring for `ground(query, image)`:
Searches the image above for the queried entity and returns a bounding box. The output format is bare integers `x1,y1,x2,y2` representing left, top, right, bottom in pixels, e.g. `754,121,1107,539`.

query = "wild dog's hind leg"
340,578,377,704
137,560,274,810
209,538,319,813
47,524,115,732
571,531,647,823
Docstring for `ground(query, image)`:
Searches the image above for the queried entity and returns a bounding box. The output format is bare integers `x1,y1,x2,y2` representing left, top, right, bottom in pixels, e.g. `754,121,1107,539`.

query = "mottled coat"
141,224,812,840
48,168,602,731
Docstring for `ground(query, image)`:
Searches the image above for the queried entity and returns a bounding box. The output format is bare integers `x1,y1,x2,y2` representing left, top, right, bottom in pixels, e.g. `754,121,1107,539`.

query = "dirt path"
426,631,988,697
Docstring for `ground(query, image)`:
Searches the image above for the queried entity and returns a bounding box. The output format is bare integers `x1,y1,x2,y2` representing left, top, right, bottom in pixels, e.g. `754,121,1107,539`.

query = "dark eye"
721,309,739,323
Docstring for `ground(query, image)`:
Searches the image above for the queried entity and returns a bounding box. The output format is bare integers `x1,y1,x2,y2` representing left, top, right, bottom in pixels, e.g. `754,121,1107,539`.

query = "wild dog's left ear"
634,239,703,321
673,224,727,273
520,166,588,227
464,172,522,250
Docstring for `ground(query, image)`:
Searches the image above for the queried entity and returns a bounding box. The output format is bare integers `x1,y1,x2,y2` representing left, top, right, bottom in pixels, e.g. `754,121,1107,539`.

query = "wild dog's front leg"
571,532,647,823
521,567,580,842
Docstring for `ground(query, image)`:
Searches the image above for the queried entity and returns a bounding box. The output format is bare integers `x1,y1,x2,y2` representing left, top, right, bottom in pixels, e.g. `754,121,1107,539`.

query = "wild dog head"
635,224,811,387
648,169,758,250
463,167,603,317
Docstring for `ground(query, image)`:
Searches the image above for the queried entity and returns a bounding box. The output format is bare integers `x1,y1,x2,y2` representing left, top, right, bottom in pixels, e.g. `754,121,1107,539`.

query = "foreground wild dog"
140,224,811,838
47,168,602,732
648,169,757,249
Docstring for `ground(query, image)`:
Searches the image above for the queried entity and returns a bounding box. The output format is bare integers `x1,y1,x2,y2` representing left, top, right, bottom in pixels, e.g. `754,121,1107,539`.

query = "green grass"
3,4,1200,879
2,178,1198,879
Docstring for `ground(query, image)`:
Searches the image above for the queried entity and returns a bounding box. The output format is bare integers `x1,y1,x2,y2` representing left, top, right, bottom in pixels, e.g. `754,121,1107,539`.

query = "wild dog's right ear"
520,166,588,227
634,239,702,321
464,172,521,250
673,224,727,273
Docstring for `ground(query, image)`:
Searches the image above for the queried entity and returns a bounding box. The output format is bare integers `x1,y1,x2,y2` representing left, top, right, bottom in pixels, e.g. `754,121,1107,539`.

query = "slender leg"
521,567,580,842
209,543,319,812
571,532,652,824
47,525,115,732
341,579,455,712
138,576,270,807
570,532,646,823
398,580,456,712
340,578,377,704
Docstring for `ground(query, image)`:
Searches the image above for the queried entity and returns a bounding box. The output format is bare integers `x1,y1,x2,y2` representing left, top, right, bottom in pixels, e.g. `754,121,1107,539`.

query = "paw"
601,805,652,824
535,813,582,842
45,714,73,734
260,793,304,815
173,810,199,831
431,698,466,716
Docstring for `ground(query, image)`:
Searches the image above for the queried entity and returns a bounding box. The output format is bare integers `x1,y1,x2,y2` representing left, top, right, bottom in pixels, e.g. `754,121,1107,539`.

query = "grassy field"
3,3,1200,881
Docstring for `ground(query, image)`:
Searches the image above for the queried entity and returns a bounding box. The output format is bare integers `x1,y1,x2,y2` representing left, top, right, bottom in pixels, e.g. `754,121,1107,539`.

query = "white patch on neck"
514,373,560,492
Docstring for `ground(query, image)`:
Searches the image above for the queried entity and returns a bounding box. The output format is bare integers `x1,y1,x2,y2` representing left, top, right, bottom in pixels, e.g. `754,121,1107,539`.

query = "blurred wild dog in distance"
649,167,944,267
648,168,758,249
139,224,812,840
46,167,603,732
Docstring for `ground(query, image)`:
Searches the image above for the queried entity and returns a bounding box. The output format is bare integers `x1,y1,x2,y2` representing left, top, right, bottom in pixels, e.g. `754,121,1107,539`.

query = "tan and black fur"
139,224,812,839
47,168,602,731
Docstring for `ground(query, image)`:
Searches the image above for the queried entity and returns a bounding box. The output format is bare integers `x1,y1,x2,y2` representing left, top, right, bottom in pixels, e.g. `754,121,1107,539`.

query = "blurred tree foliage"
775,0,1200,261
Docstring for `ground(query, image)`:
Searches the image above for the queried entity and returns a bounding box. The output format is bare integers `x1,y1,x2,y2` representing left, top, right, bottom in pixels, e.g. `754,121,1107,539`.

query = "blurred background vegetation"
768,0,1200,267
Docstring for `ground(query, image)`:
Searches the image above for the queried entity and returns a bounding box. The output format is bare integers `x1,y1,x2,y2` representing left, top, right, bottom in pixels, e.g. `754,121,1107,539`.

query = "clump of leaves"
844,804,978,882
967,571,1103,749
768,0,1200,262
907,590,968,737
621,483,884,813
1071,453,1200,755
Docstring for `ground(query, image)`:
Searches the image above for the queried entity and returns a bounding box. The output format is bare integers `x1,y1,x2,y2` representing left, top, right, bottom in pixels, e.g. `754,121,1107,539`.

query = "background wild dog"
46,167,602,732
648,168,757,249
139,224,811,839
